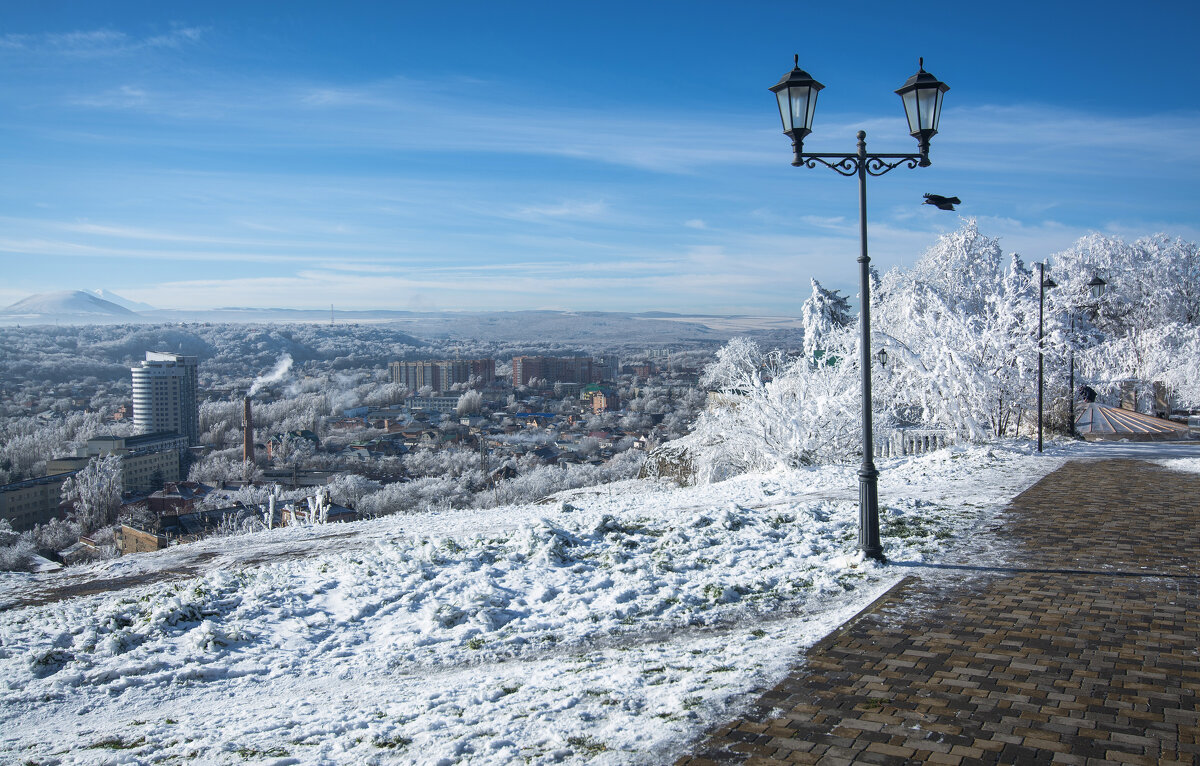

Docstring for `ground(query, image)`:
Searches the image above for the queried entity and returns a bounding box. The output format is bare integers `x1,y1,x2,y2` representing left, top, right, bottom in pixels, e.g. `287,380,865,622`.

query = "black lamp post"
1037,263,1057,452
772,56,949,562
1067,276,1108,435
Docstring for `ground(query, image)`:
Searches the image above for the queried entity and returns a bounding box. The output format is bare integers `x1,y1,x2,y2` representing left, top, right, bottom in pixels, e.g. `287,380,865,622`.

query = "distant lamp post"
1068,275,1109,436
772,56,949,561
877,348,888,368
1037,263,1057,452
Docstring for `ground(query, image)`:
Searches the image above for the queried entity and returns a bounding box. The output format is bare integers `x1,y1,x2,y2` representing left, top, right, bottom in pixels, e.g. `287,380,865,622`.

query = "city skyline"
1,1,1198,315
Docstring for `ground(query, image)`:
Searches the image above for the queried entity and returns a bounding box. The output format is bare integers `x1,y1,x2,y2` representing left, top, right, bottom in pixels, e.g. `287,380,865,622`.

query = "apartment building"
131,352,199,445
511,356,595,387
389,359,495,394
45,432,186,495
0,472,75,532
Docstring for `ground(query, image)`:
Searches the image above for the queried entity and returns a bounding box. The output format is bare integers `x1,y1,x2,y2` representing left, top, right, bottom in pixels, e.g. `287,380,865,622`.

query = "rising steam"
248,354,294,398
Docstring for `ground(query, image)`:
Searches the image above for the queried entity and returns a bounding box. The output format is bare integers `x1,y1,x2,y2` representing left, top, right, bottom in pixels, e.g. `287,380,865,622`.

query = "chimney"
243,397,255,464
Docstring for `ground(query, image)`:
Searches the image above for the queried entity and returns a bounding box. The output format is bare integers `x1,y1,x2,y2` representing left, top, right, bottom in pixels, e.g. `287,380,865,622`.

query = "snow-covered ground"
0,442,1107,764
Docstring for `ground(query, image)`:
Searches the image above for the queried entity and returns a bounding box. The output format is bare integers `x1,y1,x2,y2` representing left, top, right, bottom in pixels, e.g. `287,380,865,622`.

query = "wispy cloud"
0,26,204,57
71,85,151,109
512,200,611,221
36,72,774,174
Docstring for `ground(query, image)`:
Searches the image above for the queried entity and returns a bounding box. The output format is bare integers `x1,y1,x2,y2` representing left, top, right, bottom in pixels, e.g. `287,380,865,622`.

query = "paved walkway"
679,458,1200,765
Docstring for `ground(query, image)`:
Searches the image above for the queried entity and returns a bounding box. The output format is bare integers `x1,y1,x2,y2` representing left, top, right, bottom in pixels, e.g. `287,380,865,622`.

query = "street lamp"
772,56,949,561
1037,263,1057,452
1067,275,1108,436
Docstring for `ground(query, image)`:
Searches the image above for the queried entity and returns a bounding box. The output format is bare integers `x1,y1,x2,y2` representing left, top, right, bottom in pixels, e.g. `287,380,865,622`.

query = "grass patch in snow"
373,733,412,749
566,735,608,755
86,736,146,750
236,745,289,758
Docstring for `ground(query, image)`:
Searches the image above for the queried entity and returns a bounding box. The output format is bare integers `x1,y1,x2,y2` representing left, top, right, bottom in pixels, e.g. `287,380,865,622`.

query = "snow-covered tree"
875,235,1042,438
801,279,853,361
60,454,123,535
455,389,483,416
323,473,382,508
1049,233,1200,409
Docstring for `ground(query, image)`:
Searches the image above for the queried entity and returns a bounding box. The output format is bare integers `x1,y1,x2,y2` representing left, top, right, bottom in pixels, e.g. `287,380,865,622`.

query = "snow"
0,443,1062,764
1,290,139,318
1154,455,1200,474
86,289,158,313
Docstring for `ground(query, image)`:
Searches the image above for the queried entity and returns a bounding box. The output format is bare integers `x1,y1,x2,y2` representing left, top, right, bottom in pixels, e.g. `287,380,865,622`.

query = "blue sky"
1,1,1197,314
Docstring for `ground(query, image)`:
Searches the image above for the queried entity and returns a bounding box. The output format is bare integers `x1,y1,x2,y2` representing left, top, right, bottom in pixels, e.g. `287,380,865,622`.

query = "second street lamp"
1037,263,1057,453
1067,276,1108,436
772,57,949,562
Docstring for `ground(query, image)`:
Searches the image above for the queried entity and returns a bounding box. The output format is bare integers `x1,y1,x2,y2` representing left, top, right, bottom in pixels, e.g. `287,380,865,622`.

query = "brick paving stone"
678,459,1200,764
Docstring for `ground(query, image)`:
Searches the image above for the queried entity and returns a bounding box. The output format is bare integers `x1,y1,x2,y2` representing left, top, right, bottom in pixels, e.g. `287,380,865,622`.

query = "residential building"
131,352,199,445
46,432,187,494
406,395,462,414
512,356,595,386
0,472,75,532
581,383,620,413
389,359,495,394
147,482,214,514
593,354,620,382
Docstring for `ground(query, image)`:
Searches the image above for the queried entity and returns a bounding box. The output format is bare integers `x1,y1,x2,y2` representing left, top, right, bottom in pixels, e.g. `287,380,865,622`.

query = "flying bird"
923,193,960,211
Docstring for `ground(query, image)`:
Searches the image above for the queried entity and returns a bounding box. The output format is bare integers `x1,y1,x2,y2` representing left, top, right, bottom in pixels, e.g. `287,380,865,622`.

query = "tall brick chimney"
243,397,255,464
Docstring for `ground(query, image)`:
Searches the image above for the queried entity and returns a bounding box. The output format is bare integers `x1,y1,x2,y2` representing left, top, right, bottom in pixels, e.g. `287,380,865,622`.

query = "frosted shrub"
686,339,859,480
0,535,38,572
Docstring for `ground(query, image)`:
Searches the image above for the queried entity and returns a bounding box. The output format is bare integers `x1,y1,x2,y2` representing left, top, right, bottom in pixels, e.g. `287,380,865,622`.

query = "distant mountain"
1,290,142,321
0,298,803,344
85,289,157,312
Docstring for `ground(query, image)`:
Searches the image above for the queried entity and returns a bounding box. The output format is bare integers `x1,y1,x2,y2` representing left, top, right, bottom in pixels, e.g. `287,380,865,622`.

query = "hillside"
0,444,1056,764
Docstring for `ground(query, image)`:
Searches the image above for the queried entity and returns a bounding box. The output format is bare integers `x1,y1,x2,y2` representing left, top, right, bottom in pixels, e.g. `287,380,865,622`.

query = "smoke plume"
248,354,294,398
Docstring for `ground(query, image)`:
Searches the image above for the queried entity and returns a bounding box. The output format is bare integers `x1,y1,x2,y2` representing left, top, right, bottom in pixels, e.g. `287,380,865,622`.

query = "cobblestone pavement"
679,458,1200,765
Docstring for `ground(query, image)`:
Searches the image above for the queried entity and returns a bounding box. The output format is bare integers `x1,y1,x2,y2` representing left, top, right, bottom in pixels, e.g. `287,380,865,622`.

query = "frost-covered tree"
455,389,483,416
60,454,123,535
189,452,264,486
875,235,1042,438
1049,233,1200,409
801,279,853,361
681,221,1199,481
323,473,382,508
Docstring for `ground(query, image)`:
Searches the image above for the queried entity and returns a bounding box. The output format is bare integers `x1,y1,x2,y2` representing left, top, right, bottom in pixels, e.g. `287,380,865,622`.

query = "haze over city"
1,0,1198,314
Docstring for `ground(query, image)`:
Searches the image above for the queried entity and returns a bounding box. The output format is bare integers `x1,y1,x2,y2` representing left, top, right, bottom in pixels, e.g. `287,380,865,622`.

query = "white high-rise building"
131,352,199,445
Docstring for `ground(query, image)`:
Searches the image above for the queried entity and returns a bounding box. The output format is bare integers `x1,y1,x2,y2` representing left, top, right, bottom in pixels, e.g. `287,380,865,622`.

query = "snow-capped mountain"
1,290,142,320
85,289,156,312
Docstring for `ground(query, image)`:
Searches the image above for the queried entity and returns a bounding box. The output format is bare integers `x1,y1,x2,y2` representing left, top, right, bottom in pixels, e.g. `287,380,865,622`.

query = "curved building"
132,352,199,445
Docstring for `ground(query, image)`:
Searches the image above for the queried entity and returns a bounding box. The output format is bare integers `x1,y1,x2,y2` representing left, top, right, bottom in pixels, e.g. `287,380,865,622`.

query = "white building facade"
131,352,199,445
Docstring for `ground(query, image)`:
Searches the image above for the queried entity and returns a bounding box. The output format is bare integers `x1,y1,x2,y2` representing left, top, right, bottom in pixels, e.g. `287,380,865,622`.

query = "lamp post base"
858,465,885,561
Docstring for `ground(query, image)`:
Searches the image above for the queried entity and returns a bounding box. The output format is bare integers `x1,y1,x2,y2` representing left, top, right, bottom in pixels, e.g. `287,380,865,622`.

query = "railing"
874,428,957,458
